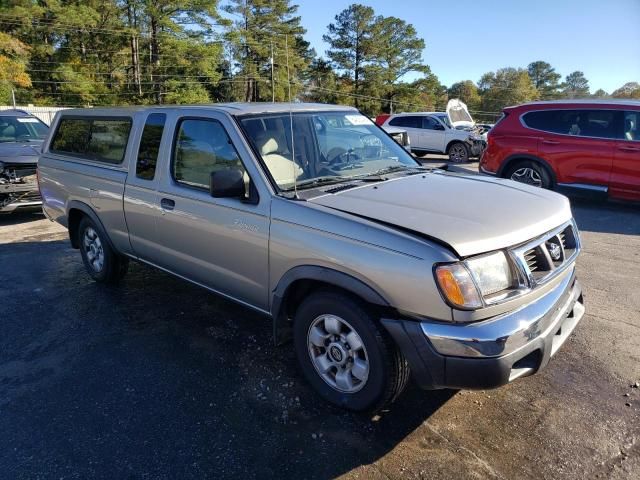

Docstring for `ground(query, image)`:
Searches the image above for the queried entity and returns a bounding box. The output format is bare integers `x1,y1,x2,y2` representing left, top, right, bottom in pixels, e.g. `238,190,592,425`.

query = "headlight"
435,251,515,310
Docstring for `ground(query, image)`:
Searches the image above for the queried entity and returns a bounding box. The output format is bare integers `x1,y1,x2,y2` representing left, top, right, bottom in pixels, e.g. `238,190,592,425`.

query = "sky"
296,0,640,93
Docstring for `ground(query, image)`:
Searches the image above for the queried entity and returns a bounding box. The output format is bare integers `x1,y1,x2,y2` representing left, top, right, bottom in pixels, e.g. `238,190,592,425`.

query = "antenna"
285,34,298,198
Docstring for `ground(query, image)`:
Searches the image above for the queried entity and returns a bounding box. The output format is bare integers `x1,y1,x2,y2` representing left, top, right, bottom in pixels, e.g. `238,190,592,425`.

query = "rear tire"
293,291,410,412
505,160,552,189
447,142,470,163
78,216,128,284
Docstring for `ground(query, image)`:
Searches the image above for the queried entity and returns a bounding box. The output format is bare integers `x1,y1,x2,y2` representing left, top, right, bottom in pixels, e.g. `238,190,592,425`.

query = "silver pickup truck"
38,103,585,411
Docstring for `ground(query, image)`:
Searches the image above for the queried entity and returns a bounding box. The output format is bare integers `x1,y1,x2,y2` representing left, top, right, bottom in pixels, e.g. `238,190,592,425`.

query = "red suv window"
522,109,622,139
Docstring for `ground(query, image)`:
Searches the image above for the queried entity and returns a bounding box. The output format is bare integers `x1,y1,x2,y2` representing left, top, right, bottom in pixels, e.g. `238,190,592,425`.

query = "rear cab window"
136,113,166,180
51,117,132,164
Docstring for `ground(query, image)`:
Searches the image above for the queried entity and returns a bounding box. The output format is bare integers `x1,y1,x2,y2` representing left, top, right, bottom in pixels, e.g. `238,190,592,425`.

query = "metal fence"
0,105,71,126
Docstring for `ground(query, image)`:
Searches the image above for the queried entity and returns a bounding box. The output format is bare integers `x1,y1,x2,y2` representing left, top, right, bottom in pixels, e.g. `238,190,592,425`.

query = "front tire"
78,216,128,284
505,161,552,189
447,142,470,163
293,291,410,412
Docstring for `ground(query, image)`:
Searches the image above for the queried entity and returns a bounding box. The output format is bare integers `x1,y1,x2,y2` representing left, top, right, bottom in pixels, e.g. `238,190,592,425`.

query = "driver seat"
259,137,303,186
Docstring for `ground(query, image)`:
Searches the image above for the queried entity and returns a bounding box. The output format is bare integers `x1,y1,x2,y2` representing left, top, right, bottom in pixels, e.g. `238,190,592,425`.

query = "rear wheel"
447,142,469,163
505,161,552,189
293,291,410,412
78,216,128,284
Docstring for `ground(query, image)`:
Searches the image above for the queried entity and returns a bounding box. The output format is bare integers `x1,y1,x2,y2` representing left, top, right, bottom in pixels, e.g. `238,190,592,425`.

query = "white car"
381,99,490,162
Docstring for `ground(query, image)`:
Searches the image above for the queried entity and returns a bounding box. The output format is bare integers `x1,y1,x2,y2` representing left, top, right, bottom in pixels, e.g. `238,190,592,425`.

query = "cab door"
420,116,446,152
124,112,168,260
611,110,640,200
151,112,271,312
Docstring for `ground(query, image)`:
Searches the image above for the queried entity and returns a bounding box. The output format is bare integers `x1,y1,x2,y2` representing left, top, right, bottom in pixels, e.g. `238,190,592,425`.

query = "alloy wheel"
307,314,369,393
83,227,105,272
511,167,543,187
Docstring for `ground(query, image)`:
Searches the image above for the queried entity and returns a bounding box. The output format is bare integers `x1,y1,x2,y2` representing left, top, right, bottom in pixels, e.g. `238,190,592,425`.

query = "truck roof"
57,102,358,117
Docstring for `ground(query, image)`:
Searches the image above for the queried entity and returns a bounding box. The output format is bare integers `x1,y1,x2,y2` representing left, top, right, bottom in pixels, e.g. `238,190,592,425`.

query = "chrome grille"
511,221,580,288
524,248,538,271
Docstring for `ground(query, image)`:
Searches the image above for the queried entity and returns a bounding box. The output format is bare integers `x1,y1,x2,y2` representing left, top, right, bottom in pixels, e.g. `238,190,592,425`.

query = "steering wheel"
326,147,361,167
359,133,383,157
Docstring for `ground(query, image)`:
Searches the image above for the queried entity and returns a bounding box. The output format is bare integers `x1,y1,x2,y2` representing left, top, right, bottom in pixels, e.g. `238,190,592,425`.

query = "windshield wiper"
280,175,346,192
352,164,423,181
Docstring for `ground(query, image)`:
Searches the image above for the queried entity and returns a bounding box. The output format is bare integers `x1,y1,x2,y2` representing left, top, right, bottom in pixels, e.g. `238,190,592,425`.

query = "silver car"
0,110,49,212
38,103,584,411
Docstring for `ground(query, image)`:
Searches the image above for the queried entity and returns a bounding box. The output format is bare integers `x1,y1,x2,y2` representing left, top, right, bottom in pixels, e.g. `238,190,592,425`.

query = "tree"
323,4,376,107
0,32,31,103
562,71,590,98
592,88,609,98
0,0,226,105
302,57,341,104
224,0,311,102
479,68,538,112
611,82,640,99
527,61,561,99
448,80,481,110
366,16,428,113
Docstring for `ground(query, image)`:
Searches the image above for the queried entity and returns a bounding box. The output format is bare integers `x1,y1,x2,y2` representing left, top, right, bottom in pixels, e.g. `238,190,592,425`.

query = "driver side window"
422,116,440,130
173,118,246,190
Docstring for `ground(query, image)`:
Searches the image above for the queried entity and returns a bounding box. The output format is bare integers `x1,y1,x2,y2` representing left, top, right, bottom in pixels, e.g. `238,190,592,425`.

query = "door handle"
541,139,560,145
160,198,175,211
618,145,640,152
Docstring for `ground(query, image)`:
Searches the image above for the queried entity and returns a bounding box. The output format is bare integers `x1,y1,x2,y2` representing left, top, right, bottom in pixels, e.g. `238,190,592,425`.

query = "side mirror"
210,168,245,198
434,124,445,131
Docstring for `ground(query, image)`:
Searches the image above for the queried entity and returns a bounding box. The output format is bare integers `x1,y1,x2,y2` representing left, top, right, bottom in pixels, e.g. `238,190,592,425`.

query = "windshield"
0,115,49,142
239,111,419,191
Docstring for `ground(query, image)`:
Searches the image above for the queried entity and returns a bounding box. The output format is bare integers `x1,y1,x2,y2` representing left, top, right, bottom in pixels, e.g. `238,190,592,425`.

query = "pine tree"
223,0,311,103
323,4,376,108
562,71,590,98
527,61,561,99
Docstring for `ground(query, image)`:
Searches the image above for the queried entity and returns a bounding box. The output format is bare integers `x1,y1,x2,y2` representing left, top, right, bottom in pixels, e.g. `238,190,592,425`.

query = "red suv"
479,100,640,201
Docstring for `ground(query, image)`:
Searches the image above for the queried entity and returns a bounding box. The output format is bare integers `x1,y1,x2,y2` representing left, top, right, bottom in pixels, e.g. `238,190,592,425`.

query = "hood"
446,99,474,128
308,172,572,257
381,125,406,135
0,141,42,164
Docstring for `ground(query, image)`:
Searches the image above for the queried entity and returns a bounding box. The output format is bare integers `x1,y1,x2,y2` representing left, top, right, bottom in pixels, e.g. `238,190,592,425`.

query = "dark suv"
479,100,640,201
0,109,49,212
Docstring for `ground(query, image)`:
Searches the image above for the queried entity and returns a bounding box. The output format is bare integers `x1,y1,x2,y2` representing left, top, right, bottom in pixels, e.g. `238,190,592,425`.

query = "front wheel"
293,291,410,412
505,161,552,189
447,142,470,163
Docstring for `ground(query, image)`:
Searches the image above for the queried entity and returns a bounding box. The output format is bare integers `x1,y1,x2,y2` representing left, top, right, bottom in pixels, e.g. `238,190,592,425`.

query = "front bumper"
468,140,486,157
0,181,42,212
382,268,584,390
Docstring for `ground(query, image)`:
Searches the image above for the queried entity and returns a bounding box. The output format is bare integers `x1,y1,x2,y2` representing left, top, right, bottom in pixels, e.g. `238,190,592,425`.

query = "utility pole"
11,88,16,109
270,41,275,102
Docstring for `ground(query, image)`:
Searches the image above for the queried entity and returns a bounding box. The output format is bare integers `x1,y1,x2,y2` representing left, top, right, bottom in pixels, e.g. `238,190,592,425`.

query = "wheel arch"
66,200,117,252
271,266,391,345
445,139,469,154
498,154,557,186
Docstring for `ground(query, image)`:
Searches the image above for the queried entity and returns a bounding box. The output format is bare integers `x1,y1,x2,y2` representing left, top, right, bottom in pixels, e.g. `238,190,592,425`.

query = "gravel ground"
0,175,639,479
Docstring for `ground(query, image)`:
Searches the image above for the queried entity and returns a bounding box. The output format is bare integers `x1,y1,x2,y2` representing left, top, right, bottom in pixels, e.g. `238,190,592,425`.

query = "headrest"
260,137,278,156
1,125,16,136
